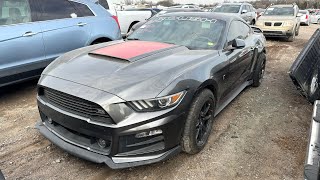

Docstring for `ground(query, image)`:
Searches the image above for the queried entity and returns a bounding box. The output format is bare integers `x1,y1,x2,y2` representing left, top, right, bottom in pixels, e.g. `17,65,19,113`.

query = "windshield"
264,7,294,16
127,16,225,50
213,5,241,13
299,10,307,14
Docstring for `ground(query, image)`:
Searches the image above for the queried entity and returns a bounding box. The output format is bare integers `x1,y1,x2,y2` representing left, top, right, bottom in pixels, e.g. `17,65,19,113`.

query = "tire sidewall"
252,53,266,87
308,67,320,103
181,89,215,154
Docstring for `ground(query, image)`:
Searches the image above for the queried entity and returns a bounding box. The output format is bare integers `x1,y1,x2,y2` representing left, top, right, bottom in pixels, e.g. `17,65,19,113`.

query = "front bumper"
257,26,294,37
36,121,181,169
35,76,190,168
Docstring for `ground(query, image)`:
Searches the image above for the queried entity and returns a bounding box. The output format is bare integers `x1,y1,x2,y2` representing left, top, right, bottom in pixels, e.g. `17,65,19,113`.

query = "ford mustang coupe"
36,13,266,169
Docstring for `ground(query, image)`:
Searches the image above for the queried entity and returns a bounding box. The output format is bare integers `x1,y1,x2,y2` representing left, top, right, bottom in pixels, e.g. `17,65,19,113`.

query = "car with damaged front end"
36,13,267,169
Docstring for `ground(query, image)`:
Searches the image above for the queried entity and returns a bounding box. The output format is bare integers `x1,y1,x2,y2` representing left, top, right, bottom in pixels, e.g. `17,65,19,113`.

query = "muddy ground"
0,25,318,180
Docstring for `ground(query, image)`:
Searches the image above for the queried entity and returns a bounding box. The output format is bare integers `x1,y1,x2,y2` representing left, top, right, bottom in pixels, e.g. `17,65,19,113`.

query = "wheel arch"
89,37,113,45
193,79,218,101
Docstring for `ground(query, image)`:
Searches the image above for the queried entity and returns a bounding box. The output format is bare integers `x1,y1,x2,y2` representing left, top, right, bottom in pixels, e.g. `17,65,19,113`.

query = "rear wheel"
252,53,266,87
181,89,215,154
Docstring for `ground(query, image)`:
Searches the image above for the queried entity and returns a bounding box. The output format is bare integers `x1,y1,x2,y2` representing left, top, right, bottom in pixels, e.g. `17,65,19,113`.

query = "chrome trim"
112,153,165,163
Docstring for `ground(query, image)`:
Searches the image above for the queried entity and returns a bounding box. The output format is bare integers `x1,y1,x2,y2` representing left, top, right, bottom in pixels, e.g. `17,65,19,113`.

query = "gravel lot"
0,25,318,180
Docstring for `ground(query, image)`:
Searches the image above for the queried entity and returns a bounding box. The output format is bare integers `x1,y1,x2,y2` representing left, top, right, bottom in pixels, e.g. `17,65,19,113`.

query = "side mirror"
231,39,246,49
241,9,248,14
297,13,302,17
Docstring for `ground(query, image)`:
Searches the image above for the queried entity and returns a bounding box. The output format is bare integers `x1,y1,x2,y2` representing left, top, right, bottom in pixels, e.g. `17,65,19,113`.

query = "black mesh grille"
265,22,272,26
274,22,282,26
39,87,114,124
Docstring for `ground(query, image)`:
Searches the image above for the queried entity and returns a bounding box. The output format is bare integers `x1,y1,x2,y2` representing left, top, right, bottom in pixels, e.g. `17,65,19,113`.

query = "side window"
245,5,251,12
71,2,94,17
0,0,32,26
99,0,109,10
39,0,78,21
227,21,250,43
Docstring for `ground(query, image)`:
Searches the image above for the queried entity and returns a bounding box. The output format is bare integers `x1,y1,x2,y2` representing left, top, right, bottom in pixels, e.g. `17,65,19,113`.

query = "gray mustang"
36,13,266,169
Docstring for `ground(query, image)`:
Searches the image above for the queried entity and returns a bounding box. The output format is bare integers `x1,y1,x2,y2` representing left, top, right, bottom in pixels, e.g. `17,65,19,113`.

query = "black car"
36,13,267,169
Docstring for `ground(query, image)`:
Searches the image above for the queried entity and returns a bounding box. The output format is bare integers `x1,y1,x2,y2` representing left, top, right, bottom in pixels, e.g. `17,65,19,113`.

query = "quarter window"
71,2,94,17
0,0,32,26
99,0,109,10
39,0,78,21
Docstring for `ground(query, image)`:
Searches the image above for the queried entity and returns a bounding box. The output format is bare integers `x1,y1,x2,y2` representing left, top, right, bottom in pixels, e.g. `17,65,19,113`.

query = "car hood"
42,40,219,101
258,16,296,21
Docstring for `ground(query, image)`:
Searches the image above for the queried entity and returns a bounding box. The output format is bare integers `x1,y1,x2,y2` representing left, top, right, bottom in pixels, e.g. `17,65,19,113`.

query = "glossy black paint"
37,13,266,168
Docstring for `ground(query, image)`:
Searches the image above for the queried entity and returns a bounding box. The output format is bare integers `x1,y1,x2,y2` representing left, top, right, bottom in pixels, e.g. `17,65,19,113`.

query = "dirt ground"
0,25,318,180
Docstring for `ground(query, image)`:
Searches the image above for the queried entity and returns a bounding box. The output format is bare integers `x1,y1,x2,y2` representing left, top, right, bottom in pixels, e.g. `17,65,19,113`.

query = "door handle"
22,31,37,37
77,22,87,26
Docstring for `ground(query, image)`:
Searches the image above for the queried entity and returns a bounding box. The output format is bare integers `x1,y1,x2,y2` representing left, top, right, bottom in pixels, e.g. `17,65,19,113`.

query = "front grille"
274,22,282,26
265,22,272,26
39,87,114,124
263,31,283,35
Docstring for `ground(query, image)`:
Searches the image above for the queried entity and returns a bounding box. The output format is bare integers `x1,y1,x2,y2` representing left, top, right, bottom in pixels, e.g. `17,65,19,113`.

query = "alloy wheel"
196,100,213,146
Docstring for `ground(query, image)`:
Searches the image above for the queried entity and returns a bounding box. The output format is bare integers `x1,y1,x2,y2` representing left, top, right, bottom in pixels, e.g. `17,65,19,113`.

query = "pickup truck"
98,0,154,36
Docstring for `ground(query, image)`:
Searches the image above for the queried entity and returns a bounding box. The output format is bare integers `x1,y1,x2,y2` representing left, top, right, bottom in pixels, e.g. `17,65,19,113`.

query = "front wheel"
181,89,215,154
252,53,266,87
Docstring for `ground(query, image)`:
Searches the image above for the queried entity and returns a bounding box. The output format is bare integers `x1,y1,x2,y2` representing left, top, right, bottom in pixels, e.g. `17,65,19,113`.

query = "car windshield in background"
299,10,307,14
264,7,294,16
213,5,241,13
128,16,225,50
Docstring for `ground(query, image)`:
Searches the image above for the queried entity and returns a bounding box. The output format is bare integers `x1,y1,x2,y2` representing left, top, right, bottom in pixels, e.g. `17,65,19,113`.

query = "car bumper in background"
257,26,294,37
305,101,320,180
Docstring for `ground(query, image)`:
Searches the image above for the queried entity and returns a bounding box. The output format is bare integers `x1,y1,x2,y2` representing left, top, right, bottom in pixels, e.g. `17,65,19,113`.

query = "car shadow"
0,79,38,98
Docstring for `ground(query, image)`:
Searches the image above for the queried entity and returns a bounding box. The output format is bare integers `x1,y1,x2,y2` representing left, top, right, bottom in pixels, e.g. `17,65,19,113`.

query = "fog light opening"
135,129,163,138
97,138,108,148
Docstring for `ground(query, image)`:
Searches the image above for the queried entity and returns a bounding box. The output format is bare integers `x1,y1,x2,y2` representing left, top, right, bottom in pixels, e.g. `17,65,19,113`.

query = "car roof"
158,12,243,23
270,4,295,8
218,3,251,6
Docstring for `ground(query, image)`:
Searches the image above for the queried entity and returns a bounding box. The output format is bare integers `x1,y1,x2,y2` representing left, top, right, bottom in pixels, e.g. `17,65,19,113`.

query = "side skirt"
214,80,252,116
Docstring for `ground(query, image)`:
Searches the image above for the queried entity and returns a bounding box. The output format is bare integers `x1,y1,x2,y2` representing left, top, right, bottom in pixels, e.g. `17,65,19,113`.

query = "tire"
181,89,215,154
252,53,266,87
287,33,295,42
251,19,255,25
307,67,320,103
295,26,300,36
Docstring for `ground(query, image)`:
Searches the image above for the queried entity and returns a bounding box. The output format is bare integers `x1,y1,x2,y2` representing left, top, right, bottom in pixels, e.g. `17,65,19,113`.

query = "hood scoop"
89,41,177,62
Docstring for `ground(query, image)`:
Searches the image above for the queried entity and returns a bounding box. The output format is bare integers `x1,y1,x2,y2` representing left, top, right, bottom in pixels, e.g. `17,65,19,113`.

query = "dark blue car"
0,0,121,87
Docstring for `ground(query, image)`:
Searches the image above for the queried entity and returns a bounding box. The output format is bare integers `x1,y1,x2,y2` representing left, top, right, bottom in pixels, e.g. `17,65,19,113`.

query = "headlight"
127,91,186,112
283,21,294,27
256,21,263,26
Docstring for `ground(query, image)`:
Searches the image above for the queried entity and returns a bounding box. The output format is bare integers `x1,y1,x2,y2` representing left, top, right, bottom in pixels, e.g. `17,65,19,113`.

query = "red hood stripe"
91,41,175,60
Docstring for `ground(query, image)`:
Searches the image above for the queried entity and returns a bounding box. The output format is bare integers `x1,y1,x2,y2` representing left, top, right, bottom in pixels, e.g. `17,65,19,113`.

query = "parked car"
36,12,266,169
299,10,311,26
98,0,153,36
256,8,266,19
255,4,301,42
0,0,121,87
212,3,257,25
290,29,320,103
310,11,320,24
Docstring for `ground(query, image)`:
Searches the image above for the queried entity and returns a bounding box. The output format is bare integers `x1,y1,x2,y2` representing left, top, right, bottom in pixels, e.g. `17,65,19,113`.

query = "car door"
0,0,45,81
36,0,90,62
221,20,254,97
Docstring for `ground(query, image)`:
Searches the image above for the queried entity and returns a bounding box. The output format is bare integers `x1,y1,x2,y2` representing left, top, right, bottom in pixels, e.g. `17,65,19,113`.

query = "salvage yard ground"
0,25,318,180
